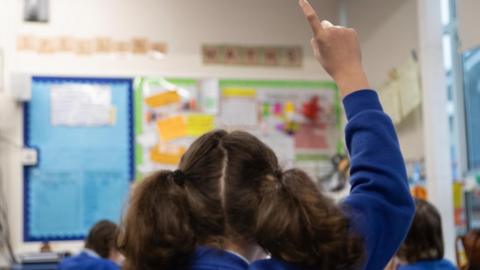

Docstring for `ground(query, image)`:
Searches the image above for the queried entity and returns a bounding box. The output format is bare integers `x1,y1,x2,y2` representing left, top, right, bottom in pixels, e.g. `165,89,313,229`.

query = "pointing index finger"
299,0,323,34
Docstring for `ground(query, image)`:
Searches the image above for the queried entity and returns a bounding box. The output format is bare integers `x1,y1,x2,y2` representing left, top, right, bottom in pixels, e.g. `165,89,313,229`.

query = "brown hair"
85,220,119,259
119,130,364,270
462,229,480,269
118,130,228,270
398,199,444,263
222,131,364,268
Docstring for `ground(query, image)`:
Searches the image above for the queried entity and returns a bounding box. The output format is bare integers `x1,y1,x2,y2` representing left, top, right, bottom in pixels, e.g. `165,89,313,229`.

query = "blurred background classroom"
0,0,480,269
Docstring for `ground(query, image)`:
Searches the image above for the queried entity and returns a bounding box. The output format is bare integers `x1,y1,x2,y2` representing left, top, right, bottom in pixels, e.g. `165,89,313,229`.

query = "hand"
299,0,370,97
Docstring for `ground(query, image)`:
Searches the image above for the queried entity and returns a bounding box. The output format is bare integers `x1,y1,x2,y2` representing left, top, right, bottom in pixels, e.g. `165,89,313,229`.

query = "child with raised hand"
119,1,414,269
247,0,416,269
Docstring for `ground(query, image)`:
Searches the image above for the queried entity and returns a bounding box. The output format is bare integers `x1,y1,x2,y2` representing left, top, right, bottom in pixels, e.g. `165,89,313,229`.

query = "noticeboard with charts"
134,78,343,193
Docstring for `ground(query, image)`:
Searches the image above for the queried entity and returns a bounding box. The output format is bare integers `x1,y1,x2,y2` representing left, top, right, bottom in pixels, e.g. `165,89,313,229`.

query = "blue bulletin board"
24,77,134,241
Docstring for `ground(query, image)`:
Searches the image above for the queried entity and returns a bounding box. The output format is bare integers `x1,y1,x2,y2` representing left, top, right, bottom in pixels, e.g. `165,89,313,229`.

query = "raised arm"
342,90,415,269
299,1,415,269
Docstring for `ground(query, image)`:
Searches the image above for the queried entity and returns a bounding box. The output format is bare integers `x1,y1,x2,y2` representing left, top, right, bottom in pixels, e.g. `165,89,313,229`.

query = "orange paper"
157,115,187,142
150,146,186,165
145,91,181,108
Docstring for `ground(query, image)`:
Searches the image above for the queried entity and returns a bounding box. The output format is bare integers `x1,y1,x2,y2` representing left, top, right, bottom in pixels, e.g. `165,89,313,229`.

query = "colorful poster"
135,78,340,181
135,78,213,175
219,80,341,171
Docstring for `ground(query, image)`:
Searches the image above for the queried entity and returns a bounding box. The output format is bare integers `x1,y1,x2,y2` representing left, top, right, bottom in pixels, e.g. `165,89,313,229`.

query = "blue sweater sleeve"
341,90,415,270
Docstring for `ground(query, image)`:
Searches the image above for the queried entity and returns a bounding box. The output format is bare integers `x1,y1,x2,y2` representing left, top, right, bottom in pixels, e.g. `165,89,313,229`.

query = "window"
463,48,480,170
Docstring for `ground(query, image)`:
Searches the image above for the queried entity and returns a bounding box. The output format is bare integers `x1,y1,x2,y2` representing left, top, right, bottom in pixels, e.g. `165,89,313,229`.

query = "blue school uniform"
58,250,120,270
398,259,458,270
250,90,415,270
398,260,457,270
191,246,249,270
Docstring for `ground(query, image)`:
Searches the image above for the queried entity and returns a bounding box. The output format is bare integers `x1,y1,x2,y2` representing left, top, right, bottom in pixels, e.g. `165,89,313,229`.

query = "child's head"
119,130,227,270
463,229,480,269
221,131,364,267
119,130,364,270
85,220,120,260
398,199,444,263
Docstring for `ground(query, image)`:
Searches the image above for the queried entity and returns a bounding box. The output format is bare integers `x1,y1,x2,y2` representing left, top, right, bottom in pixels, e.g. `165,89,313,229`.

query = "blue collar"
191,246,249,270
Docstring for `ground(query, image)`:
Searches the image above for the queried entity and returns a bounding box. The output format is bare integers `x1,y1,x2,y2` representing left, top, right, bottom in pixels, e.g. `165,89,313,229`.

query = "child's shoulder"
98,258,120,270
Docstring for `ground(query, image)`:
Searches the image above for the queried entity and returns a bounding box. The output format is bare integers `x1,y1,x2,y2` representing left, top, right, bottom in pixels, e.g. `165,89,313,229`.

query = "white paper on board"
51,84,115,126
259,134,295,168
220,96,258,127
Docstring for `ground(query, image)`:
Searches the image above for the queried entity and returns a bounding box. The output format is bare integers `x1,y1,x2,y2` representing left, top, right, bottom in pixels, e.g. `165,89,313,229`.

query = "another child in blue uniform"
395,199,457,270
119,1,414,269
58,220,121,270
118,131,261,270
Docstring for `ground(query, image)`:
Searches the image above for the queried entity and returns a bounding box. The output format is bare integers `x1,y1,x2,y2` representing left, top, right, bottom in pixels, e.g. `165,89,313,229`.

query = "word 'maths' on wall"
202,44,303,68
16,34,168,57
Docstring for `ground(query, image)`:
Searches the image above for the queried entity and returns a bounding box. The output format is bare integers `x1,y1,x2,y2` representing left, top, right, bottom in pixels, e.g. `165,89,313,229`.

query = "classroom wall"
346,0,424,162
9,0,339,79
458,0,480,52
1,0,341,254
0,0,8,92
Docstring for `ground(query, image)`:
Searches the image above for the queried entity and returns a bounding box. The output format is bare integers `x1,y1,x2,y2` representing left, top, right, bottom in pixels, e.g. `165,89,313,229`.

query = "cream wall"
10,0,339,79
346,0,424,161
1,0,340,254
458,0,480,52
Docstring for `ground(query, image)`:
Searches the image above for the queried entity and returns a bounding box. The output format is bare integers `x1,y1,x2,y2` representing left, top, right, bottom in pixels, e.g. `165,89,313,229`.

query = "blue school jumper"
58,250,120,270
250,90,415,270
191,246,249,270
398,259,458,270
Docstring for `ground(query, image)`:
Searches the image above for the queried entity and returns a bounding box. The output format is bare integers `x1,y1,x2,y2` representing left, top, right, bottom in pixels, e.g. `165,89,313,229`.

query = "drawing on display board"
219,80,343,192
135,78,345,194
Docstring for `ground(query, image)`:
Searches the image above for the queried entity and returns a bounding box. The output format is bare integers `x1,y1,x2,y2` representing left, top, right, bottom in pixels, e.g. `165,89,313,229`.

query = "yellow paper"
379,80,402,124
145,91,181,108
157,115,187,142
453,182,463,209
222,88,256,97
150,146,186,165
397,57,422,117
186,114,215,136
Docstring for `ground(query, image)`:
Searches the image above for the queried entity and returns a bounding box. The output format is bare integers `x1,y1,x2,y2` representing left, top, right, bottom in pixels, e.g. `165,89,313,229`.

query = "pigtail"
255,169,364,269
119,170,195,270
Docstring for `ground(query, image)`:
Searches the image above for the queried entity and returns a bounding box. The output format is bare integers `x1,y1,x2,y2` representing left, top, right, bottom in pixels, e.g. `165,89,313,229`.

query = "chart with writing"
24,77,134,241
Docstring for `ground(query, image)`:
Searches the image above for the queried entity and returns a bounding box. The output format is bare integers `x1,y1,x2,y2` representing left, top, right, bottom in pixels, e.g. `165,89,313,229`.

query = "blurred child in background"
396,199,457,270
58,220,122,270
